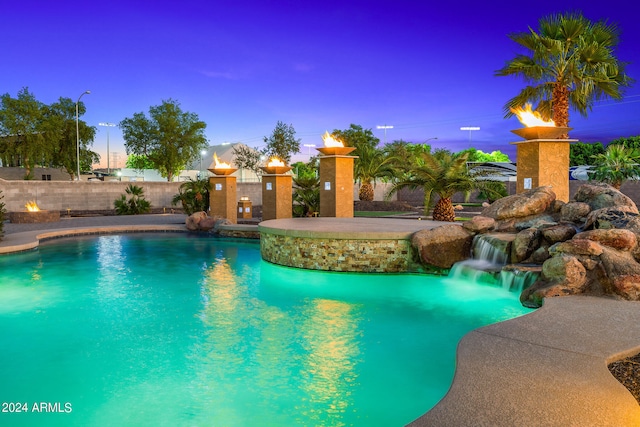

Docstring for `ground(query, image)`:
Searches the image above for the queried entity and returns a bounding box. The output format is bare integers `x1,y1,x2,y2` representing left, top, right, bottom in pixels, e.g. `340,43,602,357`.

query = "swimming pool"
0,233,532,426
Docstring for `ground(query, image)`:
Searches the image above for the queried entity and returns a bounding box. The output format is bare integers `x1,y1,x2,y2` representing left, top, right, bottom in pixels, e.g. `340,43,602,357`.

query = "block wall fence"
0,180,395,213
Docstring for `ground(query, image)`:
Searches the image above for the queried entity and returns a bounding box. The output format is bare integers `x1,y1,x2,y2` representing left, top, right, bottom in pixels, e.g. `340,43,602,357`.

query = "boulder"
481,186,555,221
511,228,541,263
462,215,495,233
560,202,591,223
412,225,473,269
520,255,588,307
549,239,604,257
584,207,639,230
541,224,577,244
573,182,638,213
186,211,208,231
198,216,218,231
574,229,637,252
598,247,640,300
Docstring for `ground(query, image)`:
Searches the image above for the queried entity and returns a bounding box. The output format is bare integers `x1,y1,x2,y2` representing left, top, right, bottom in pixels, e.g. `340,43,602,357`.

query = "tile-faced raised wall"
260,231,415,272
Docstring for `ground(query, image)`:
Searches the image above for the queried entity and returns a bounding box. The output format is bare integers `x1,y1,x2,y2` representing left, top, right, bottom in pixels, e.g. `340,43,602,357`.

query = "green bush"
292,175,319,217
171,178,210,215
0,190,6,240
114,184,151,215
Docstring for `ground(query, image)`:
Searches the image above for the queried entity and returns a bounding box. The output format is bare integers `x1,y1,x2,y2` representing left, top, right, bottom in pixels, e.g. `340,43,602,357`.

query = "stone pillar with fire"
317,132,357,217
208,153,238,224
261,157,293,221
510,105,577,202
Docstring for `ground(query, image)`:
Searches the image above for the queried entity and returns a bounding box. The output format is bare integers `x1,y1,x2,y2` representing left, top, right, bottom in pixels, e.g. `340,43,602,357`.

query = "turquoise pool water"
0,233,532,426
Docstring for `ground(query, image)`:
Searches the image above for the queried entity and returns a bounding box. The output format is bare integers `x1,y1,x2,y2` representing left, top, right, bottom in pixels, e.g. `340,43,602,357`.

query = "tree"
119,99,208,181
387,150,483,222
589,144,640,189
232,144,263,176
45,96,97,178
354,144,396,201
608,136,640,150
126,154,155,171
0,88,47,179
496,12,633,132
458,147,511,163
331,124,379,149
262,121,301,164
570,141,605,166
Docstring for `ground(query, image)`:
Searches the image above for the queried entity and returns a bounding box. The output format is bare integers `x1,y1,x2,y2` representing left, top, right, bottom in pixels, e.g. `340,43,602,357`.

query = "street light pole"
376,125,393,145
76,90,91,180
200,149,207,177
460,127,480,144
303,144,316,159
99,122,115,175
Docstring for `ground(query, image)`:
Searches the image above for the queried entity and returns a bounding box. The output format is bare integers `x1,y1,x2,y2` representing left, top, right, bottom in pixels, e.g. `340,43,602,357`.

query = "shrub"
171,178,210,215
292,175,319,217
114,184,151,215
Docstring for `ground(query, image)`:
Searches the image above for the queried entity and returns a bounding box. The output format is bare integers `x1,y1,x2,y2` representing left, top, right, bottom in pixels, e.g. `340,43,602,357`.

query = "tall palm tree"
387,150,477,222
589,144,640,189
496,11,633,131
354,144,396,201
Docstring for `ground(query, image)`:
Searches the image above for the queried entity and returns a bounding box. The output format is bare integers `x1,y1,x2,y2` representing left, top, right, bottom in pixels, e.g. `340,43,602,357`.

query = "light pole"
423,137,438,144
200,149,207,177
303,144,316,159
376,125,393,145
99,122,115,175
76,90,91,180
460,127,480,144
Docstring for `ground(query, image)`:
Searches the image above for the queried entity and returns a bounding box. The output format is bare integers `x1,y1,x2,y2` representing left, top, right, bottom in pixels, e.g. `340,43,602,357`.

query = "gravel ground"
609,353,640,404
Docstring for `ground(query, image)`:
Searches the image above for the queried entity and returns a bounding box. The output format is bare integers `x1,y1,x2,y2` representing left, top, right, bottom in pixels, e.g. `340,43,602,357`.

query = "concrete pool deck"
1,215,639,426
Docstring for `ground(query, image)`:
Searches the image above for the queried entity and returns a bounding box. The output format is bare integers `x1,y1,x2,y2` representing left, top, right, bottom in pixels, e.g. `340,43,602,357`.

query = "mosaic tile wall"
260,232,416,272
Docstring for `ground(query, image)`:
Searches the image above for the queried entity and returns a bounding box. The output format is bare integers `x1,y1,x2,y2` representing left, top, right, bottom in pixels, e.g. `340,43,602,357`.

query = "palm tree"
496,11,633,131
589,144,640,189
171,178,211,215
386,150,478,222
354,144,396,201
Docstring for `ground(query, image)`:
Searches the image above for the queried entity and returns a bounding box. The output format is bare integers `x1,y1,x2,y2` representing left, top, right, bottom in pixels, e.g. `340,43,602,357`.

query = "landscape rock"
520,255,588,307
481,186,555,221
412,225,473,269
560,202,591,223
574,229,637,252
584,207,640,230
186,211,208,231
511,228,541,263
549,239,604,257
574,182,639,213
198,216,217,231
462,215,495,233
541,224,577,244
213,218,233,233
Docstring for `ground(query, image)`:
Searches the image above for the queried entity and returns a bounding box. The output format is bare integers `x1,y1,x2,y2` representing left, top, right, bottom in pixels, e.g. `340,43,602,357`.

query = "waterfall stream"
448,234,539,293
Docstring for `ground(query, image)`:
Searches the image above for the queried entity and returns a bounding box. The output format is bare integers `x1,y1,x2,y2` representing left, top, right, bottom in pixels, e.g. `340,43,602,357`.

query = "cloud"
199,69,241,80
293,63,314,72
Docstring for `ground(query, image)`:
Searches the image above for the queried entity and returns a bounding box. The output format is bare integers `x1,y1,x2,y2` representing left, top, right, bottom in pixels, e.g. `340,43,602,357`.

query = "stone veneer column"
209,175,237,223
261,174,293,220
318,154,356,217
512,139,577,203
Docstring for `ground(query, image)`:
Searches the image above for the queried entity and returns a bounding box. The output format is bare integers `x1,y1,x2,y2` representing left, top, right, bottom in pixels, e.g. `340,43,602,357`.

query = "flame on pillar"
510,103,555,127
267,157,285,167
322,131,345,147
25,201,40,212
213,152,232,169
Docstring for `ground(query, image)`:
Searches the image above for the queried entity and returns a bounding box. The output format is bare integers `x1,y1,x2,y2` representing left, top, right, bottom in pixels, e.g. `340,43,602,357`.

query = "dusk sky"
3,0,640,167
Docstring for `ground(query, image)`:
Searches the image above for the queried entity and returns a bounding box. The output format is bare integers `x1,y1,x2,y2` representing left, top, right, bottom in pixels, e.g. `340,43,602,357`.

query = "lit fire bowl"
511,126,572,140
260,166,292,174
9,210,60,224
208,167,238,176
317,146,357,156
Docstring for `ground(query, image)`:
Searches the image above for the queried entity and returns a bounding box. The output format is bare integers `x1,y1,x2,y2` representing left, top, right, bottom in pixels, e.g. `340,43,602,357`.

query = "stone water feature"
412,183,640,307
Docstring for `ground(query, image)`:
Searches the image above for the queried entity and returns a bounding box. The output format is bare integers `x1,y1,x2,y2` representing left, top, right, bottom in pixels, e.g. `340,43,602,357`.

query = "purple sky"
3,0,640,166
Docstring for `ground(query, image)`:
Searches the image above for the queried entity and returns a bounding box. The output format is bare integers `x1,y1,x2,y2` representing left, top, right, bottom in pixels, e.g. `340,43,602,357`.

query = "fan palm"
589,144,640,189
496,11,632,131
387,150,477,222
354,144,396,201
